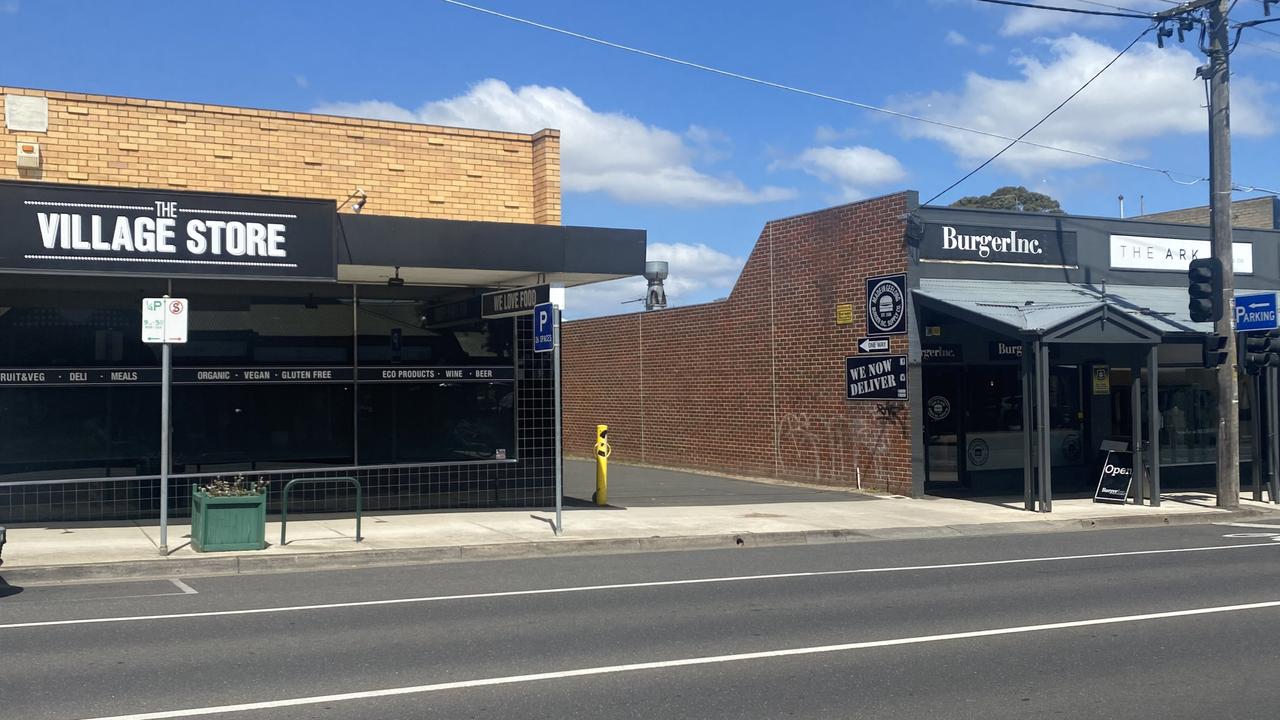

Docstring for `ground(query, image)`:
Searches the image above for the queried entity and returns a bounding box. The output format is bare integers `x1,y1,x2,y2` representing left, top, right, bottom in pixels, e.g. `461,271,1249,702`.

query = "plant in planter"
190,474,269,552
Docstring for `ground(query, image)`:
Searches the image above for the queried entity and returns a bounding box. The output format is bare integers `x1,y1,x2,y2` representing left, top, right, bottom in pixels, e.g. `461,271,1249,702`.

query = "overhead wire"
972,0,1152,18
439,0,1279,196
924,26,1154,205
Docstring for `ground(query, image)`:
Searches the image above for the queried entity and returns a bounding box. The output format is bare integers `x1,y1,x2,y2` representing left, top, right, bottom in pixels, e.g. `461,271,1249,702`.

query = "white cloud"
565,242,745,319
893,34,1274,173
787,145,907,201
945,29,993,55
313,80,792,207
813,125,859,143
995,0,1166,36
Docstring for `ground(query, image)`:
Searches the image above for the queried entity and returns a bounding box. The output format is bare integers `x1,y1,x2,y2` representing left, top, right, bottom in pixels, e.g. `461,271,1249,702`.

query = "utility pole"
1207,0,1238,508
1157,0,1239,506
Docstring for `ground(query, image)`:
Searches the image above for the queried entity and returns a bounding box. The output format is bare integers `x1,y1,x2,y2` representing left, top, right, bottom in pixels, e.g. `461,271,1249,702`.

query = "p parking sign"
142,296,188,344
534,302,554,353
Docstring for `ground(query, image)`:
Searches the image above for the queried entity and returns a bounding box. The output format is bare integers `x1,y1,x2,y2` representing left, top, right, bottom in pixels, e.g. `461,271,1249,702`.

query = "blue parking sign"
534,302,555,353
1235,292,1278,332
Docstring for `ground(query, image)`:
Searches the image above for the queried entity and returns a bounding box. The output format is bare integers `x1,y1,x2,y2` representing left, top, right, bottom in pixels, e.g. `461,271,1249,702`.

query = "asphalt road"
5,521,1280,719
561,458,868,506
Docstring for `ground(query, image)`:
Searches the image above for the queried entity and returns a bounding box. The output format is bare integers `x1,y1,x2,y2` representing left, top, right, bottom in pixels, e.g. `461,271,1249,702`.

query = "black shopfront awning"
0,180,647,287
336,214,646,288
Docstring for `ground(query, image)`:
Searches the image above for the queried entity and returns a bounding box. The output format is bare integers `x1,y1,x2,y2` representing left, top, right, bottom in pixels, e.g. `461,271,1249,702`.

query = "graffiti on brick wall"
777,402,908,490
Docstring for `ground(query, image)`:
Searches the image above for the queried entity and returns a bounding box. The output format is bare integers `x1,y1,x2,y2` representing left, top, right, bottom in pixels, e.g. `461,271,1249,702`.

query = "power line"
972,0,1152,18
925,26,1153,205
1074,0,1161,14
440,0,1278,196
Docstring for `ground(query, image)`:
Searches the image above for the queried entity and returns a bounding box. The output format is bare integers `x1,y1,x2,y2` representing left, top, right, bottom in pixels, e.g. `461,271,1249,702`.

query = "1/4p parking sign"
534,302,554,353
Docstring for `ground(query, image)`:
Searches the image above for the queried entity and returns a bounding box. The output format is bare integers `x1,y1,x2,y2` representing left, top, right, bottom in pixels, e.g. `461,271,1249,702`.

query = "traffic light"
1203,334,1229,368
1188,257,1223,323
1243,330,1280,373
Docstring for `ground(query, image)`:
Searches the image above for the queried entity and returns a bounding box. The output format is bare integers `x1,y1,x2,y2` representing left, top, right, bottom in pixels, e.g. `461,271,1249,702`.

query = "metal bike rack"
280,476,362,547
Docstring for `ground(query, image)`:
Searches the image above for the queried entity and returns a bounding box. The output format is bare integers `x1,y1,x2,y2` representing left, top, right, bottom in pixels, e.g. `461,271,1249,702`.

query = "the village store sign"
919,223,1077,268
0,181,335,279
1109,234,1253,274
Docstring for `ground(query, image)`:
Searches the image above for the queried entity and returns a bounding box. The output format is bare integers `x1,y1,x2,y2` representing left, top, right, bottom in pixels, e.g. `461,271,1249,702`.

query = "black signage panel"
920,223,1077,267
845,354,907,401
0,366,516,386
989,340,1024,361
0,181,336,279
1094,451,1134,503
921,344,963,362
173,367,355,384
359,366,515,382
865,274,907,335
0,368,162,386
481,284,550,319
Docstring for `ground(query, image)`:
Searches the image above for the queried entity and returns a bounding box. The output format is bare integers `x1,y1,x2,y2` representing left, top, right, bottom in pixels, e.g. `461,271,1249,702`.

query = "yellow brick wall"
1,87,562,225
1137,197,1276,230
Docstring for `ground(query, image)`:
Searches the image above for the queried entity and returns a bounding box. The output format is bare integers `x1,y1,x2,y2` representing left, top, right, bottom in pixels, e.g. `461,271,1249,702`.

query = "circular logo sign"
967,438,990,467
1061,432,1081,462
927,395,951,421
868,279,904,334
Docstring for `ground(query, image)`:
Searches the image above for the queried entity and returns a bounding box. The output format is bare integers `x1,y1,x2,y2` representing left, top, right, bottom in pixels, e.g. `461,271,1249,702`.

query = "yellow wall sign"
1092,366,1110,395
835,303,853,325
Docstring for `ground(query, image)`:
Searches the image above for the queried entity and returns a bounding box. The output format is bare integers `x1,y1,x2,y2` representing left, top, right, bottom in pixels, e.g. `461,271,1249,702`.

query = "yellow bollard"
593,424,612,506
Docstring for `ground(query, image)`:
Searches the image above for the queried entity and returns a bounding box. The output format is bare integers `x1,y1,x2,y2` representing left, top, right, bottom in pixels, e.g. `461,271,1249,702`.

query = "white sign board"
142,297,189,344
5,95,49,132
1110,235,1253,274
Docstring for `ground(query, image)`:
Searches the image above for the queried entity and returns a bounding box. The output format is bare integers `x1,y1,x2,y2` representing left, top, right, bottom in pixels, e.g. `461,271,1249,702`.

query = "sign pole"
144,293,186,557
553,305,563,536
159,339,170,556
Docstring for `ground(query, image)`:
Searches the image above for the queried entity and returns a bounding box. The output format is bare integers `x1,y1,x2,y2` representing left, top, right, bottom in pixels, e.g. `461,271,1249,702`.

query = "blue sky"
2,0,1277,317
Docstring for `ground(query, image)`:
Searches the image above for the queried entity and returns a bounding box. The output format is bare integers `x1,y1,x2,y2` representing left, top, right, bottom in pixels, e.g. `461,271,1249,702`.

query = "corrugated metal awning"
915,279,1210,342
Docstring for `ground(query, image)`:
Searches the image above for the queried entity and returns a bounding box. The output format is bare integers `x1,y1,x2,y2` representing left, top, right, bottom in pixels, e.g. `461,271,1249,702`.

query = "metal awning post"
1147,346,1161,507
1264,361,1274,502
1022,341,1035,512
1036,340,1052,512
1251,368,1264,502
1130,363,1144,506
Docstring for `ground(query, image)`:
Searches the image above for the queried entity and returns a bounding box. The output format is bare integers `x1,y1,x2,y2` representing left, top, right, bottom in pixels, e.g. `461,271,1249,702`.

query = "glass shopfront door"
924,363,1085,492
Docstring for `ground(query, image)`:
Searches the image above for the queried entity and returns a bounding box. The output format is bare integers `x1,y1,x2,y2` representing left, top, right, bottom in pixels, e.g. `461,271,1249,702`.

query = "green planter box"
190,484,267,552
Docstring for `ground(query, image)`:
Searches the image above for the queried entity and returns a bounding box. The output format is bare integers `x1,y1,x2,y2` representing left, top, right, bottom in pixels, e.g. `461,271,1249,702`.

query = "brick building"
0,87,643,523
565,193,915,496
565,192,1280,509
1137,196,1277,230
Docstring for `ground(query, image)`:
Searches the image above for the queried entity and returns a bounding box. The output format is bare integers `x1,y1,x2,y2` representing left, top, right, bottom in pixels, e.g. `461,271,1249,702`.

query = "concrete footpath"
2,467,1277,585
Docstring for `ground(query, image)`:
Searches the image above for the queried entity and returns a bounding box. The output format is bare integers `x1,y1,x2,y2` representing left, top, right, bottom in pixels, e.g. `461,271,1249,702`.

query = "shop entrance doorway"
924,363,1085,494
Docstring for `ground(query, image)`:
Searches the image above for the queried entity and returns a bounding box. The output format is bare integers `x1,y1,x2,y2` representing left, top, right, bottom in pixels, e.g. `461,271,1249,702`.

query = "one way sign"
858,337,890,354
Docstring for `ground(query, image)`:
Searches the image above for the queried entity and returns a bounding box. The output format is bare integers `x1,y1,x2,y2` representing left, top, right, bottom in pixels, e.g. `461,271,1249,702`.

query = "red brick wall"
563,193,915,495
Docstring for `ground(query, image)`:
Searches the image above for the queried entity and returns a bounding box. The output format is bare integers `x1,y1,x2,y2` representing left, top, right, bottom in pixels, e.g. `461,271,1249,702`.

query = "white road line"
3,541,1276,631
170,579,198,595
1215,521,1280,529
5,538,1274,627
71,598,1280,720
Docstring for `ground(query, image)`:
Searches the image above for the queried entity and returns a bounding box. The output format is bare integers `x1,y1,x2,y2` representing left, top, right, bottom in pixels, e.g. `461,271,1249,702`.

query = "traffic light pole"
1208,0,1239,508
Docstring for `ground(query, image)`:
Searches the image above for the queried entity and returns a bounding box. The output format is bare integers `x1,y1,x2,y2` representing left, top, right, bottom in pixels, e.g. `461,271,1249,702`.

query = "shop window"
172,286,354,367
172,384,354,473
356,295,513,366
0,386,160,480
0,284,162,368
1155,367,1251,466
358,382,514,464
